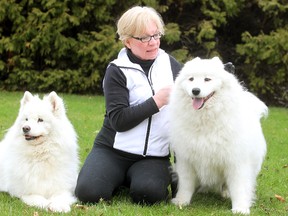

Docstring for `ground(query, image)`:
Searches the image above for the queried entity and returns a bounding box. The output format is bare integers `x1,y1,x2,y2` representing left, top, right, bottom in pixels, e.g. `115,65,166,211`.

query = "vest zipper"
143,66,155,156
116,64,155,157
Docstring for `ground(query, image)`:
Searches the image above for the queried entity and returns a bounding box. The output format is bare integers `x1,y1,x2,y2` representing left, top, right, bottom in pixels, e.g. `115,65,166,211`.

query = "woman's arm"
103,64,159,132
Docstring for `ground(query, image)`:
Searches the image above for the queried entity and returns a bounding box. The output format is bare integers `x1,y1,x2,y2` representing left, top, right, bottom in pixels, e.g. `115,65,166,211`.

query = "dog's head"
17,91,66,145
175,57,239,110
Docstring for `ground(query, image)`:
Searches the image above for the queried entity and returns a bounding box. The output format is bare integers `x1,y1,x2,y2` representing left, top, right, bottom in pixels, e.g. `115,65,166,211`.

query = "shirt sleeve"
103,64,159,132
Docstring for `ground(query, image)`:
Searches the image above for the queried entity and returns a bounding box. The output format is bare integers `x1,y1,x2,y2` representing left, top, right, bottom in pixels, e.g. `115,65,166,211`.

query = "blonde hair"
117,6,165,43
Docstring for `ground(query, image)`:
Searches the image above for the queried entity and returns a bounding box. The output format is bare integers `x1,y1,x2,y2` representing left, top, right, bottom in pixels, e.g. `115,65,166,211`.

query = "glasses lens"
141,36,151,43
154,33,161,40
137,33,162,42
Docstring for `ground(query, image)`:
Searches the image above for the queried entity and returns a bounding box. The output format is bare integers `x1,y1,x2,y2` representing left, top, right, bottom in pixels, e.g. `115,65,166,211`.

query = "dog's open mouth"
24,135,41,141
192,92,215,110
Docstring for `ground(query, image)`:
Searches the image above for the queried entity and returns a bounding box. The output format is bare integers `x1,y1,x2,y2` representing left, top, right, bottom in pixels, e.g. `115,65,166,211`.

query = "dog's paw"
48,201,71,213
47,193,76,212
221,187,230,199
171,197,190,207
196,186,209,194
21,195,50,209
232,207,250,215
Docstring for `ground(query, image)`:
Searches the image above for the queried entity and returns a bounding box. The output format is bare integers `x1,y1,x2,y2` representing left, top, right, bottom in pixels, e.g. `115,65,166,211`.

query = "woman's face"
125,21,160,60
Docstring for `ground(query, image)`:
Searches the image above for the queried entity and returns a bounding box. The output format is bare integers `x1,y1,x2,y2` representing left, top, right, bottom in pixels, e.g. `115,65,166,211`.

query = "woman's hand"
152,85,173,109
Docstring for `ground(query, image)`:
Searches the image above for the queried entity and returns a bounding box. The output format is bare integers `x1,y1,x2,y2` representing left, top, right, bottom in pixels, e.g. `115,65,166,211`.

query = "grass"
0,91,287,216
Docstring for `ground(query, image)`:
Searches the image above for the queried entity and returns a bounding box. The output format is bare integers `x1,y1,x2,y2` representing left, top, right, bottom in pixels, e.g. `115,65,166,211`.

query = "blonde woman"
75,6,182,204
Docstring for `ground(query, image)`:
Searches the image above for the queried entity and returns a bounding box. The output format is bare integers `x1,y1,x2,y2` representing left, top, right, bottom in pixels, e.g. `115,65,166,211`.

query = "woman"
75,6,182,204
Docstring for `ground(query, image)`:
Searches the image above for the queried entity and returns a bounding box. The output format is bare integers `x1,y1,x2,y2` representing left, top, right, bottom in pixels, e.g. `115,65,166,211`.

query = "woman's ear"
124,39,131,49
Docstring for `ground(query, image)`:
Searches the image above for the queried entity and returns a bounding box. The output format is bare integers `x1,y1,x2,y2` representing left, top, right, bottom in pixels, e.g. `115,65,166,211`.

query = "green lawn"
0,91,287,216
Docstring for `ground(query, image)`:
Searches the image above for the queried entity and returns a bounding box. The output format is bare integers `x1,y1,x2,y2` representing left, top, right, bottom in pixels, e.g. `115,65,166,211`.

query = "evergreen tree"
0,0,287,106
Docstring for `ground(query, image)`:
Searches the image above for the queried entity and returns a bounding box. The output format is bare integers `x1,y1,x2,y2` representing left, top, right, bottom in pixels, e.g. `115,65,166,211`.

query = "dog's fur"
169,57,267,214
0,91,79,212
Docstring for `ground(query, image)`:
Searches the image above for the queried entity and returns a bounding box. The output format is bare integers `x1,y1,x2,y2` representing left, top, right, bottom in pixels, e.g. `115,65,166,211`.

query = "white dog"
169,57,268,215
0,91,79,212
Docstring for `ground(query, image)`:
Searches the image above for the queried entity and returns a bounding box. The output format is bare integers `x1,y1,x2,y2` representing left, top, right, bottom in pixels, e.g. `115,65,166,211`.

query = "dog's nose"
22,126,31,133
192,88,201,96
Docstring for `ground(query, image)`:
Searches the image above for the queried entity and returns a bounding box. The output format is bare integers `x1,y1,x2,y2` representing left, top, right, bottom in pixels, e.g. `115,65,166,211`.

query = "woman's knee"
129,180,169,204
75,180,113,203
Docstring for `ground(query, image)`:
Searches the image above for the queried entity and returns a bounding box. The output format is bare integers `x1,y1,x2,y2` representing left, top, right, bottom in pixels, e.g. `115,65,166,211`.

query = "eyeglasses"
131,33,162,43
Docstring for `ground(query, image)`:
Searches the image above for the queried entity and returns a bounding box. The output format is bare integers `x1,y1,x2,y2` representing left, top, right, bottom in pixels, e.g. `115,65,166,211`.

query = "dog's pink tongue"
193,98,204,110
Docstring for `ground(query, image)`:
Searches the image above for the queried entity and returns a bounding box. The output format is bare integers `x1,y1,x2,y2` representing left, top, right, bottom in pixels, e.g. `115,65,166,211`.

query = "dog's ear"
191,57,201,62
21,91,34,107
46,91,66,117
211,56,220,61
211,56,224,65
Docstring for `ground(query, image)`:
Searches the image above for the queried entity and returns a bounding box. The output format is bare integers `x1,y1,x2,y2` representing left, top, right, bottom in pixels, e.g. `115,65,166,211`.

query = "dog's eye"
38,118,43,123
189,77,194,81
25,118,28,121
204,78,211,82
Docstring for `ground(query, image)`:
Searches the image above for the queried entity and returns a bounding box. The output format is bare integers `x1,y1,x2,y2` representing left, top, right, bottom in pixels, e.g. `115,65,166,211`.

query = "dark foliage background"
0,0,287,106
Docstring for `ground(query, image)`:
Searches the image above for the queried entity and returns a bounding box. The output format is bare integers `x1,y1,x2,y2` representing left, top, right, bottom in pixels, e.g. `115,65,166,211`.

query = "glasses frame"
131,33,162,43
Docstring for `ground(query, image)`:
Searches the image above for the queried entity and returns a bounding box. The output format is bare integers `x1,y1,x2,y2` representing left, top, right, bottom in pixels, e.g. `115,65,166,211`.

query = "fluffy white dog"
0,91,79,212
169,57,268,215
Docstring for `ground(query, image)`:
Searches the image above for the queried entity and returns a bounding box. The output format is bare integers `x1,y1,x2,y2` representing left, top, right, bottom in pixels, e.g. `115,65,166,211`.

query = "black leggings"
75,144,171,204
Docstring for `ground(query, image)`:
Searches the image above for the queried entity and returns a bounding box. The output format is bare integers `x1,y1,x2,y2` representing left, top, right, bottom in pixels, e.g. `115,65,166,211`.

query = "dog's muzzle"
23,126,40,141
192,89,215,110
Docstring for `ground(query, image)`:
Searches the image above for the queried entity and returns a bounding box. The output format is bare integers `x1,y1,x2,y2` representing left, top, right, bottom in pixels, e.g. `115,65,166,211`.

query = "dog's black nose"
22,126,31,133
192,88,201,95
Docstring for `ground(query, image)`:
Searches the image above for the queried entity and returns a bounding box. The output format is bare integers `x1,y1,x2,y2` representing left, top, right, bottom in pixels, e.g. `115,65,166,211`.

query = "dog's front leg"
171,158,198,206
226,167,255,215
